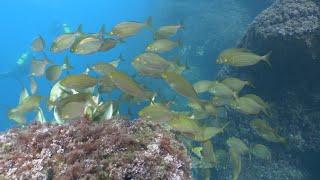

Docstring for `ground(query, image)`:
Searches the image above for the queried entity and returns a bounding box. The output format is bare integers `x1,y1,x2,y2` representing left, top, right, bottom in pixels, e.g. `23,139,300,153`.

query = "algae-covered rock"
0,118,191,179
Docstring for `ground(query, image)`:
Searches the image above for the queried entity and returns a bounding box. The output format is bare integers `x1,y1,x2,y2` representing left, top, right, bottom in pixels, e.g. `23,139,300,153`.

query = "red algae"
0,118,191,179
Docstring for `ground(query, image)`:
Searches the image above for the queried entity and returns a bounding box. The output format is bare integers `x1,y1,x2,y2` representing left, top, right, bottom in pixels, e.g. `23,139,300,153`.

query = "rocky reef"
218,0,320,152
0,118,191,179
215,0,320,178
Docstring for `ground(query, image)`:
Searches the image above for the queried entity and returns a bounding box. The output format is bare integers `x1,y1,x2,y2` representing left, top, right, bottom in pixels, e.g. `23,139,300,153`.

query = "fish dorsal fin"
98,24,106,38
39,35,45,47
145,16,153,28
110,60,119,68
76,24,83,33
62,56,73,70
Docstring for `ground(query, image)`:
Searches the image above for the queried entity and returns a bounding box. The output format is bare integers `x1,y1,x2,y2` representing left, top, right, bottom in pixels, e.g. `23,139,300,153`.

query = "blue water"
0,0,270,129
6,1,316,180
0,0,155,130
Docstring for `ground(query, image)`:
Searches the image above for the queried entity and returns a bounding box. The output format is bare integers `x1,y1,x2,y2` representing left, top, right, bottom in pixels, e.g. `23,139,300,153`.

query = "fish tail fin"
175,57,191,74
171,56,181,65
76,24,83,33
262,51,272,67
179,20,185,29
232,91,239,100
280,137,287,144
262,108,270,117
193,98,206,111
117,38,126,43
185,57,191,71
145,16,153,28
222,122,230,131
152,32,161,40
177,39,183,47
118,53,125,62
265,102,271,110
246,81,255,88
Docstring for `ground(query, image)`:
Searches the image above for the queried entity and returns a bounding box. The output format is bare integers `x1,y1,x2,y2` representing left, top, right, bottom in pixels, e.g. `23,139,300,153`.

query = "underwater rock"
237,0,320,94
217,0,320,152
0,118,191,179
213,0,320,178
243,0,320,38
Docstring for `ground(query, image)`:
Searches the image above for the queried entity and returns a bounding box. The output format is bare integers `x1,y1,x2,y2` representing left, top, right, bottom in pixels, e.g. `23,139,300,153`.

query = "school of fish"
5,17,283,180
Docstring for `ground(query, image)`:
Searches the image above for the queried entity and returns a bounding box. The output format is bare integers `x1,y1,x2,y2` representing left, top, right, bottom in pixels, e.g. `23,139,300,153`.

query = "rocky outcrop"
244,0,320,151
212,0,320,178
0,119,191,179
218,0,320,153
238,0,320,95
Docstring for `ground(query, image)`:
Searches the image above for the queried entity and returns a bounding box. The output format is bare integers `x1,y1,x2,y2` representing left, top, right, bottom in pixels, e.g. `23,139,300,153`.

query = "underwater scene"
0,0,320,179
